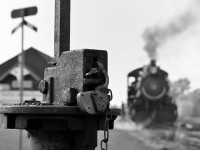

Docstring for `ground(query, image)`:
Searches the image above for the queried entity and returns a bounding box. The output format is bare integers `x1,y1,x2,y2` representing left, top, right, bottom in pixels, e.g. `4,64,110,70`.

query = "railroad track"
176,118,200,149
115,117,200,149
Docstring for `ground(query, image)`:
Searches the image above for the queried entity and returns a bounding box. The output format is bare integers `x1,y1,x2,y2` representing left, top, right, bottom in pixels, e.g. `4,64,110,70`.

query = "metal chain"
100,108,112,150
100,88,113,150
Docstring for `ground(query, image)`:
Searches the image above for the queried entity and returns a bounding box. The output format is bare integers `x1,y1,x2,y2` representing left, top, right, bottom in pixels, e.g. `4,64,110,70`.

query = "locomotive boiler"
127,60,177,127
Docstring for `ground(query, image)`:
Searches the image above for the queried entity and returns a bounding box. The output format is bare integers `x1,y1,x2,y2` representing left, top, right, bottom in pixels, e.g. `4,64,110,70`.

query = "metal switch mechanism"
77,61,112,114
0,0,120,149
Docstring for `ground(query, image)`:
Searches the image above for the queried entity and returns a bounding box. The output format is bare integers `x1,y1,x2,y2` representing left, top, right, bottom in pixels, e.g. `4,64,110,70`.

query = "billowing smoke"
143,10,196,60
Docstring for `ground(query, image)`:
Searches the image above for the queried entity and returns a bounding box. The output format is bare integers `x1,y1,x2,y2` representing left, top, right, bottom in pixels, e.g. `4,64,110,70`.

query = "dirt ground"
1,129,155,150
97,129,156,150
0,129,169,150
106,117,200,150
0,130,30,150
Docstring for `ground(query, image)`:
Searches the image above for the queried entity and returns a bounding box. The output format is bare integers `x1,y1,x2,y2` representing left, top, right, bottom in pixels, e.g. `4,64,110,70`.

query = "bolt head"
39,80,48,94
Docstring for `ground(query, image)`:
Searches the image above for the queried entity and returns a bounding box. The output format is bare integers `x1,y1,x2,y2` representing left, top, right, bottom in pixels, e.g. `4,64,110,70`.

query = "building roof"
0,47,53,81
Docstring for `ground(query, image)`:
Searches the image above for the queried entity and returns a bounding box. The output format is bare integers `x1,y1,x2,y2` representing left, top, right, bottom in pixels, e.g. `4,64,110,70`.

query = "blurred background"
0,0,200,149
0,0,199,107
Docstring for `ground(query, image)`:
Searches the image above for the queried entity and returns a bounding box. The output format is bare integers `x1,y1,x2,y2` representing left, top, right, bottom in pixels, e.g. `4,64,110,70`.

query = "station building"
0,47,53,104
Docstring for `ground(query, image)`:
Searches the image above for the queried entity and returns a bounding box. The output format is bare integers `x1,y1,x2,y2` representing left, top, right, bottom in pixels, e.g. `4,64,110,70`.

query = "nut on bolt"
62,88,78,106
39,80,48,94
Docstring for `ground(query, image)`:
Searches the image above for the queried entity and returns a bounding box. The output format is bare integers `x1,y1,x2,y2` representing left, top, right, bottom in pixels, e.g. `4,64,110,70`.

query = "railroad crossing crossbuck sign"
11,6,37,34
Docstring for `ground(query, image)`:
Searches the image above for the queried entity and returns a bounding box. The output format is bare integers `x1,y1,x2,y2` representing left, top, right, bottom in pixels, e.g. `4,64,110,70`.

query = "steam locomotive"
127,60,177,127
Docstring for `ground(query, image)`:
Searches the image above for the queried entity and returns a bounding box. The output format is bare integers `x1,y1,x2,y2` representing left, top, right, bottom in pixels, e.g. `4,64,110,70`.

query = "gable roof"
0,47,53,81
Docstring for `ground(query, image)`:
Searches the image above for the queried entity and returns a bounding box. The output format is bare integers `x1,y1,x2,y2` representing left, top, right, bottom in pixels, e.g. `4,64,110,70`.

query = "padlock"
77,90,109,114
77,63,110,114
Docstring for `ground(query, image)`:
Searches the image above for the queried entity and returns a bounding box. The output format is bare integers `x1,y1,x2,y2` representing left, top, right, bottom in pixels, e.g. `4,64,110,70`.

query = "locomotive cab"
127,68,143,106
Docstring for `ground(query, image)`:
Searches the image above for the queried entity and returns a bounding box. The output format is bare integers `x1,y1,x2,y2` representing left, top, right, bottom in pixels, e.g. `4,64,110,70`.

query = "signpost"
11,6,37,18
11,6,38,150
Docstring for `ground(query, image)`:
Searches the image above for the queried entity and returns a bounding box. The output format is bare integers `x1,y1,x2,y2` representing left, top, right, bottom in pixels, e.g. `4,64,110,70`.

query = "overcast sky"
0,0,200,106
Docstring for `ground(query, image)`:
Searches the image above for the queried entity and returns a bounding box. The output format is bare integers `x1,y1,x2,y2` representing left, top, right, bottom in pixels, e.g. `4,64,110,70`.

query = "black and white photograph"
0,0,200,150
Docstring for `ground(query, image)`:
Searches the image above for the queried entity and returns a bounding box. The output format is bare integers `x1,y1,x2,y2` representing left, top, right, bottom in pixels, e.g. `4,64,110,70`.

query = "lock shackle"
96,61,104,72
102,69,109,88
96,61,109,88
85,61,109,88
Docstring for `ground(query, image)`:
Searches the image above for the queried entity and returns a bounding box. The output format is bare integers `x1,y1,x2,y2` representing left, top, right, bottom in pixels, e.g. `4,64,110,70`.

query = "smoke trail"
143,11,196,60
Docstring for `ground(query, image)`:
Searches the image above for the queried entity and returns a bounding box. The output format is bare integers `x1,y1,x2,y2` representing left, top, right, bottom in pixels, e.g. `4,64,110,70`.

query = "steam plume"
143,11,196,60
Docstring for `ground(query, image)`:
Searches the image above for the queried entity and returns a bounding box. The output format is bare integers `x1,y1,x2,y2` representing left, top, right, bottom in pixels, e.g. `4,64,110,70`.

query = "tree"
169,78,190,99
190,89,200,117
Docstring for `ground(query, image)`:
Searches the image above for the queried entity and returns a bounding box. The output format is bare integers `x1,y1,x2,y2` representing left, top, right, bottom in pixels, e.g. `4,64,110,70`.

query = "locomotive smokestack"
150,60,156,66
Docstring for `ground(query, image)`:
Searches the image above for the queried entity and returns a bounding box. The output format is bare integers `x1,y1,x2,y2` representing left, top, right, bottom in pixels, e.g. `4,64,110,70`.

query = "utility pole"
11,6,37,150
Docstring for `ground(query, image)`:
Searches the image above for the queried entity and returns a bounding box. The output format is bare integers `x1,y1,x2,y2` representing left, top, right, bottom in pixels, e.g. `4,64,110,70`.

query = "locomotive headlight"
150,83,158,90
141,76,167,100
